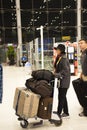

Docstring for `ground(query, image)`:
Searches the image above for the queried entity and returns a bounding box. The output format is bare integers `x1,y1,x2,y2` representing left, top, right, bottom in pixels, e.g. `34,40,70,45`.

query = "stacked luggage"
13,69,62,128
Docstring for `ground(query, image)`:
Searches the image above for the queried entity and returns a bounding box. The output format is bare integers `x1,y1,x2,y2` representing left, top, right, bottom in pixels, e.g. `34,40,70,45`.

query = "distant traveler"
54,44,70,118
73,39,87,117
21,55,27,66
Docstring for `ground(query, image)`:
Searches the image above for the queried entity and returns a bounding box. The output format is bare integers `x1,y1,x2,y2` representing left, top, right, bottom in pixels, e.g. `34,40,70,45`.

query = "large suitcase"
72,78,87,108
13,87,40,119
37,97,53,119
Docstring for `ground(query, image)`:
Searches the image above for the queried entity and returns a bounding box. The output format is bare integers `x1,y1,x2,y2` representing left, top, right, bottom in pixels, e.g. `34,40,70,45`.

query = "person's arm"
55,58,70,78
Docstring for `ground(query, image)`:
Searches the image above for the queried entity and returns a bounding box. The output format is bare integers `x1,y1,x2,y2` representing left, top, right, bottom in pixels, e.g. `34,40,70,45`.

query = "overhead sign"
62,36,71,41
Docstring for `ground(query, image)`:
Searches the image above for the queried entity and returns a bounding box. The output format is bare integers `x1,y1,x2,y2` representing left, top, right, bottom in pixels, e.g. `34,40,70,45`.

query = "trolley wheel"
54,119,62,126
20,120,28,128
49,119,62,127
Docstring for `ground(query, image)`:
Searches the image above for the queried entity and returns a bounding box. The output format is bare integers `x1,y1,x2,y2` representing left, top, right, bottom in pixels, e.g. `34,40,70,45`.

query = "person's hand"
80,73,82,79
54,73,62,79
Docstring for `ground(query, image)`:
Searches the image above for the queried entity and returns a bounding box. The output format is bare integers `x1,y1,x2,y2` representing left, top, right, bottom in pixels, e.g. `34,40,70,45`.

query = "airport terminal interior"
0,66,87,130
0,0,87,130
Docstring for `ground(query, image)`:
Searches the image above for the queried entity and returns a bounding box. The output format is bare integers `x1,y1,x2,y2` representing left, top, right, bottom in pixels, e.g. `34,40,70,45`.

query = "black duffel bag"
25,78,37,89
25,78,53,97
31,69,54,82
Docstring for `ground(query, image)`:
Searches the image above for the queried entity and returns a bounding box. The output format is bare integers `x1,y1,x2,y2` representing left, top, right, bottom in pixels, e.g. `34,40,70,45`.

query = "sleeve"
54,56,58,69
58,58,70,78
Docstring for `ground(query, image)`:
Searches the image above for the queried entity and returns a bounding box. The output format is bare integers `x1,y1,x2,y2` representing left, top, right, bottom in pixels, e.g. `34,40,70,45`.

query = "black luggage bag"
25,78,53,98
72,78,87,108
31,69,54,82
37,97,53,119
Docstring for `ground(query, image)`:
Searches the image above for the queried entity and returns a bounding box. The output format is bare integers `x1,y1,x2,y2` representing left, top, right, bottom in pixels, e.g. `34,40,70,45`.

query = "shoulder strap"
57,57,62,65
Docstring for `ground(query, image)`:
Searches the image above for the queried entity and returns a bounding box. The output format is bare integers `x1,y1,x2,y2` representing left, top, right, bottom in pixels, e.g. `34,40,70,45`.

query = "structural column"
77,0,81,73
77,0,81,42
15,0,22,66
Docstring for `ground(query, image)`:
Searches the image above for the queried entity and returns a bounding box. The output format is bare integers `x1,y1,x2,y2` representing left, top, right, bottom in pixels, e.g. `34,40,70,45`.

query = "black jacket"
80,49,87,76
54,54,70,89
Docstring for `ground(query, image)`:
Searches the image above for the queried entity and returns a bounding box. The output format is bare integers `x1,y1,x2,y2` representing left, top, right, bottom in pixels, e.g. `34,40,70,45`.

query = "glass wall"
20,0,77,43
0,0,87,45
0,0,17,44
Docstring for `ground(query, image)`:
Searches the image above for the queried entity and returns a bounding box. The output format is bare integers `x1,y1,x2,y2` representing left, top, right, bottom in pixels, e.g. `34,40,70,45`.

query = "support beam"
77,0,81,42
15,0,22,66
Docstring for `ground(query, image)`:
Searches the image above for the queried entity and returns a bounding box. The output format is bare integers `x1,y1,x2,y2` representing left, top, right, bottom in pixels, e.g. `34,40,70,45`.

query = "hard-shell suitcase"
13,87,40,119
37,97,53,119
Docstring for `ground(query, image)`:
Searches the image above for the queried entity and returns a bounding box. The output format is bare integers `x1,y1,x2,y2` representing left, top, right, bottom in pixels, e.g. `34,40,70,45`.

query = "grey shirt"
80,49,87,76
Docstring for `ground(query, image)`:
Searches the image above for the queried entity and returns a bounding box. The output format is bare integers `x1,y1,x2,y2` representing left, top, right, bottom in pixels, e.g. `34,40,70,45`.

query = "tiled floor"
0,66,87,130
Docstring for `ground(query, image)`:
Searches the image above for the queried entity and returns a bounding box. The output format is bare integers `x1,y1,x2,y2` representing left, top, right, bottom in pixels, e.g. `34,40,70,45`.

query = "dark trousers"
57,88,69,115
72,79,87,115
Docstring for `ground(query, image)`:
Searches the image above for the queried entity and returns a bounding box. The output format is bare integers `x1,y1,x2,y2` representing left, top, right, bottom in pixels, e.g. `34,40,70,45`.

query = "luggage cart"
16,78,62,128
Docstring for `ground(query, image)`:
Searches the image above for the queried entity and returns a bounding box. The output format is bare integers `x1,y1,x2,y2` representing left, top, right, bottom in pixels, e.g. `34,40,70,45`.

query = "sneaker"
61,113,70,119
79,112,85,117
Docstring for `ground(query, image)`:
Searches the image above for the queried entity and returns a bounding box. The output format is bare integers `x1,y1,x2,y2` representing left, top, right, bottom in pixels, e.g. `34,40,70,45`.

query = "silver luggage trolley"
18,78,62,128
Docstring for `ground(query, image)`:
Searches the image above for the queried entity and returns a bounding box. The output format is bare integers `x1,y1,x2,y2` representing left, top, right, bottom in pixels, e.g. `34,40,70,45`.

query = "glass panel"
82,9,87,26
33,0,46,10
22,28,34,42
0,12,2,26
2,0,16,9
5,29,17,43
62,27,77,41
48,12,61,27
21,11,32,27
20,0,32,9
0,29,2,43
33,11,47,27
62,0,77,9
48,26,61,38
48,0,61,9
0,1,1,9
4,11,17,27
82,27,87,39
82,0,87,9
63,10,77,26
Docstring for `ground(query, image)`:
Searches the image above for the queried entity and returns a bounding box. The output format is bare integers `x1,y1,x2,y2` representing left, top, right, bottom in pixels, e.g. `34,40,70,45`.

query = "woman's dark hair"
57,44,66,54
